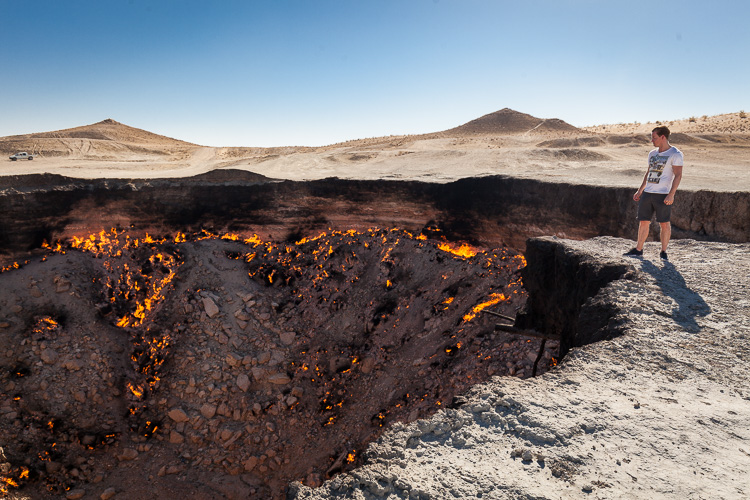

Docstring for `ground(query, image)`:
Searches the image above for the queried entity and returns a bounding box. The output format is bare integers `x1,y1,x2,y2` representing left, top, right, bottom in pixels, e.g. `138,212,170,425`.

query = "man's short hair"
652,126,671,139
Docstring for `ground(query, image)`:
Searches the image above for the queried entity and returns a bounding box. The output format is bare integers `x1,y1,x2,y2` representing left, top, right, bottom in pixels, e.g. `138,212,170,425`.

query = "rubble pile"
0,227,557,498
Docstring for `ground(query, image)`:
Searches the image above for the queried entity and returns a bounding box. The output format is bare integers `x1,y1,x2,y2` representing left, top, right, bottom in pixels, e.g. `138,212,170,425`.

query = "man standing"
624,126,683,260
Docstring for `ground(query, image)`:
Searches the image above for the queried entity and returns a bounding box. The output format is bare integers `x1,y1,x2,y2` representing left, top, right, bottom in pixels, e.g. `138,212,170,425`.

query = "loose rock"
237,373,251,392
118,448,138,461
267,373,291,385
100,487,117,500
168,408,189,423
40,348,59,365
66,489,86,500
201,403,217,419
279,331,296,345
202,297,220,318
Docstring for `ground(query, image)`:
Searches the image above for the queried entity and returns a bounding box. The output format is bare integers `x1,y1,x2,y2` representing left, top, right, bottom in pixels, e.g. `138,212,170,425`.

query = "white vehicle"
9,152,34,161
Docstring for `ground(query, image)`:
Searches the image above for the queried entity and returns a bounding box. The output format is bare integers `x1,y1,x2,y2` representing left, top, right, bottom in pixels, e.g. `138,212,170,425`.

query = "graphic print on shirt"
647,154,668,184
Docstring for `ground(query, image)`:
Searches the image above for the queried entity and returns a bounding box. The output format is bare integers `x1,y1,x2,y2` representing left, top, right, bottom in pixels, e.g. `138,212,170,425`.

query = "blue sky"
1,0,748,147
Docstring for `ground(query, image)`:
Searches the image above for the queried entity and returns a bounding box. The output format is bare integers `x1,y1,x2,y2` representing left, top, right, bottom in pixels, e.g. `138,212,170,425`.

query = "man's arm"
633,171,649,201
664,165,683,205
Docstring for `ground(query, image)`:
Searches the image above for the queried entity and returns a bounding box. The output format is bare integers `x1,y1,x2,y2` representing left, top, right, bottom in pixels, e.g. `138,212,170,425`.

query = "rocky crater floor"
0,227,553,499
1,231,748,499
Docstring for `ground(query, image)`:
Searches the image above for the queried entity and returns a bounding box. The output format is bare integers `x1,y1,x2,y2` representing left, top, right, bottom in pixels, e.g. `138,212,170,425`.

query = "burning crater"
2,171,742,497
0,224,555,498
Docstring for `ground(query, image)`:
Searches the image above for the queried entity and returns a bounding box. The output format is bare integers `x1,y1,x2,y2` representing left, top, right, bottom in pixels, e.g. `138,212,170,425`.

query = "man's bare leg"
659,222,671,251
636,220,650,251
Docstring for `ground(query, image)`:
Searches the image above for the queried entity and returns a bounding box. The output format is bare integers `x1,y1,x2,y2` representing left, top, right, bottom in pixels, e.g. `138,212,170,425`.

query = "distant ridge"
582,111,750,135
446,108,580,135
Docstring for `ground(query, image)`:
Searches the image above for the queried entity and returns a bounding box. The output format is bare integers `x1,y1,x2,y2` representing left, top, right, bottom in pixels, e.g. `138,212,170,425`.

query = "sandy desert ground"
1,110,749,192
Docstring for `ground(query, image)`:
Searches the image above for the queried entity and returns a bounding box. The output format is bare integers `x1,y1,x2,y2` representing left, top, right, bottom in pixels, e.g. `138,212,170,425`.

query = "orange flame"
463,293,507,322
127,382,144,399
41,317,59,328
295,231,328,245
0,262,21,273
438,241,478,259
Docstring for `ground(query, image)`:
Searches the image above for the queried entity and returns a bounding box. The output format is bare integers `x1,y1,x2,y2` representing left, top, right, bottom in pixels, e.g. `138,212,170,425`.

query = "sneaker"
623,248,643,257
660,251,668,260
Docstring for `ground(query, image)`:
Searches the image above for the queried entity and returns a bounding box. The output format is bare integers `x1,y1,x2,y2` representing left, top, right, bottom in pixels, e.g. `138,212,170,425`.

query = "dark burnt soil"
0,228,553,499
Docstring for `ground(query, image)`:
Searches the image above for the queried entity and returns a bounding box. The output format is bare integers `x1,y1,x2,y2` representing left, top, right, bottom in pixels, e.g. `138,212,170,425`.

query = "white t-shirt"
645,146,683,194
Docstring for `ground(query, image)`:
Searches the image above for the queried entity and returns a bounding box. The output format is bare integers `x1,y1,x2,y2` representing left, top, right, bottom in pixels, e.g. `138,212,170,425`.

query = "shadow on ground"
641,259,711,332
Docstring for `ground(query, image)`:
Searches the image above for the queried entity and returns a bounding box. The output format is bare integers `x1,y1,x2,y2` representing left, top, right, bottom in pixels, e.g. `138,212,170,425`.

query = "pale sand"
1,111,749,193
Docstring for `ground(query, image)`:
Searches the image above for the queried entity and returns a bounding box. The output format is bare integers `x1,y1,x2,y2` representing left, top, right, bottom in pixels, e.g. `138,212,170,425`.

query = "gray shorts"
637,192,671,222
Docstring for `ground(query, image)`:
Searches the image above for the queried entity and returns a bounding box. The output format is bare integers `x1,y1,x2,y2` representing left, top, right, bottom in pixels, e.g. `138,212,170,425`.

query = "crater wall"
0,172,747,257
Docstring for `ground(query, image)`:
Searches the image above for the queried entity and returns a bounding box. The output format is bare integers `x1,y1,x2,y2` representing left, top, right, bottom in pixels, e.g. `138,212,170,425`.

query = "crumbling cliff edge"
290,236,750,499
1,172,748,260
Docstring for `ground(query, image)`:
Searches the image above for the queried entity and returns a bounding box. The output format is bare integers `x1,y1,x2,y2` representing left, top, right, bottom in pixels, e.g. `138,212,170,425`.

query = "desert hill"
315,108,581,150
12,118,196,146
445,108,581,136
0,119,199,159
